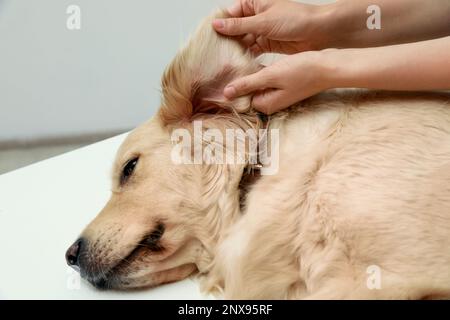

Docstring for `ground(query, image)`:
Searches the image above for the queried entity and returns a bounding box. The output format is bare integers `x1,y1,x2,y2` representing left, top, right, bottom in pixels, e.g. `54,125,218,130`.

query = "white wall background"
0,0,331,143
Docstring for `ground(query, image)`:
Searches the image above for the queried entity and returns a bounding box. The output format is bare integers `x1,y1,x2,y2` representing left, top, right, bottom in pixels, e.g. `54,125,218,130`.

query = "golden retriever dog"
66,11,450,299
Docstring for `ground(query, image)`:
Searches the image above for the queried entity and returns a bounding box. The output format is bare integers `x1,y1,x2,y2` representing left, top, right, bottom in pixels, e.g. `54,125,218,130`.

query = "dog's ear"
158,11,261,128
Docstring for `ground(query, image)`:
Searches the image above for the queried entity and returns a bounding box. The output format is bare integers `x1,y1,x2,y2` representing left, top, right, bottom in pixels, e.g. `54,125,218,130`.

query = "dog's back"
212,90,450,299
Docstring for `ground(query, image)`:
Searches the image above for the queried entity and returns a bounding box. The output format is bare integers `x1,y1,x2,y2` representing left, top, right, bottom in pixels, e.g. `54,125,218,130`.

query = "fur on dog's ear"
158,11,261,129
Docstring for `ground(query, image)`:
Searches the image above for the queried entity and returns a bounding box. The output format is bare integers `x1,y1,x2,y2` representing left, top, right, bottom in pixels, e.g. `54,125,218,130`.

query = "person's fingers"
250,36,269,55
223,69,274,99
212,16,263,36
249,43,264,56
227,1,244,17
228,0,260,17
252,89,288,114
241,33,257,48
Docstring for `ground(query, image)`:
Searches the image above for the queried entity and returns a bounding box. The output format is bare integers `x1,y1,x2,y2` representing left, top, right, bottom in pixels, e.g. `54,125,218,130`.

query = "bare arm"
325,36,450,91
224,36,450,114
213,0,450,54
324,0,450,49
215,0,450,113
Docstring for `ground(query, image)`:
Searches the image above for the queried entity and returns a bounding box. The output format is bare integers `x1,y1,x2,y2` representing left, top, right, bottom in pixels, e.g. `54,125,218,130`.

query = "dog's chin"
80,238,201,290
87,263,198,291
89,277,113,290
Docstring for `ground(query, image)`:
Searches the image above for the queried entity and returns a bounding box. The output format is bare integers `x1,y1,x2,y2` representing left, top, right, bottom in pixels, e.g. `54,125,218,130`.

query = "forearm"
318,0,450,49
322,36,450,91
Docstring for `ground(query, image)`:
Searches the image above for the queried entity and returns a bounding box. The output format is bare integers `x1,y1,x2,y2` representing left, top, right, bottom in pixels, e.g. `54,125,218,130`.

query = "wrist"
292,2,342,51
315,48,356,90
315,1,362,49
303,4,336,50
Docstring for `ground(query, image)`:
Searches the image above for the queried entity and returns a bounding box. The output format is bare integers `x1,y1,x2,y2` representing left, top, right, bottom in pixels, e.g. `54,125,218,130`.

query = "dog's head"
65,11,263,290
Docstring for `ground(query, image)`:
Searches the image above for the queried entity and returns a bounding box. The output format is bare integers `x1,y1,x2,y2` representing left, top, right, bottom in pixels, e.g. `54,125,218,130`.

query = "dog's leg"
211,172,312,299
214,215,303,299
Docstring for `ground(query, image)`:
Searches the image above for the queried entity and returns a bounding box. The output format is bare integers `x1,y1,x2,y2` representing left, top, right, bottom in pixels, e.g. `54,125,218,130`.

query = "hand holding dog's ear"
212,0,328,55
224,52,330,115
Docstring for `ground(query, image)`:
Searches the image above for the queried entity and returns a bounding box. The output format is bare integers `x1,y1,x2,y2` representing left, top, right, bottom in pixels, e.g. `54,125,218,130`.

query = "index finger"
227,1,244,17
228,0,258,17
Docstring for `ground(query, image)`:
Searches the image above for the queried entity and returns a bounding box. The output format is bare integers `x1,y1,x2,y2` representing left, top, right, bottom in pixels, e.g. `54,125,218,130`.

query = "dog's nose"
65,238,84,268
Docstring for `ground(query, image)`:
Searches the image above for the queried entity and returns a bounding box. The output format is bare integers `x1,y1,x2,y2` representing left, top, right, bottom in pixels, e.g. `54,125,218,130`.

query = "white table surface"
0,134,209,299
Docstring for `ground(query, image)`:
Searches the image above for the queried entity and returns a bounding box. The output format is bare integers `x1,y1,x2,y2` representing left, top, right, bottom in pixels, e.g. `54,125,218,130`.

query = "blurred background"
0,0,331,174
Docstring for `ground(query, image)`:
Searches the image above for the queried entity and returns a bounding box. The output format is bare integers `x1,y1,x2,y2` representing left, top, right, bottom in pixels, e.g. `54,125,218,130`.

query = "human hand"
212,0,330,55
224,51,330,114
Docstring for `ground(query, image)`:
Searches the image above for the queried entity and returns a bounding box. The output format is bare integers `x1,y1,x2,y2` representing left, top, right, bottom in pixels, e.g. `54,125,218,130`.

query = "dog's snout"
65,238,85,268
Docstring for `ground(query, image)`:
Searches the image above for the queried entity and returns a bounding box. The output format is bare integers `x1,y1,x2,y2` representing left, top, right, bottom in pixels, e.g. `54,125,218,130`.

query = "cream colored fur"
77,11,450,299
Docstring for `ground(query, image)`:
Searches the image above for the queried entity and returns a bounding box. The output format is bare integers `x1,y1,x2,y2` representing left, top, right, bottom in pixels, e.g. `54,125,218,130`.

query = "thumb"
212,16,263,36
223,69,273,100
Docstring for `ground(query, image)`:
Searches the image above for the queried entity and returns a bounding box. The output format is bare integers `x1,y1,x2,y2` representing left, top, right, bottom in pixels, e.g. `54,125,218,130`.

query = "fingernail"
224,85,237,99
212,19,225,30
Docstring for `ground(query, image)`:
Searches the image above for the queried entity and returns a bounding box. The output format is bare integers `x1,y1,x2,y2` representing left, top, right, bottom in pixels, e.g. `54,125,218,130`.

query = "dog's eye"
120,157,139,185
143,223,165,251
